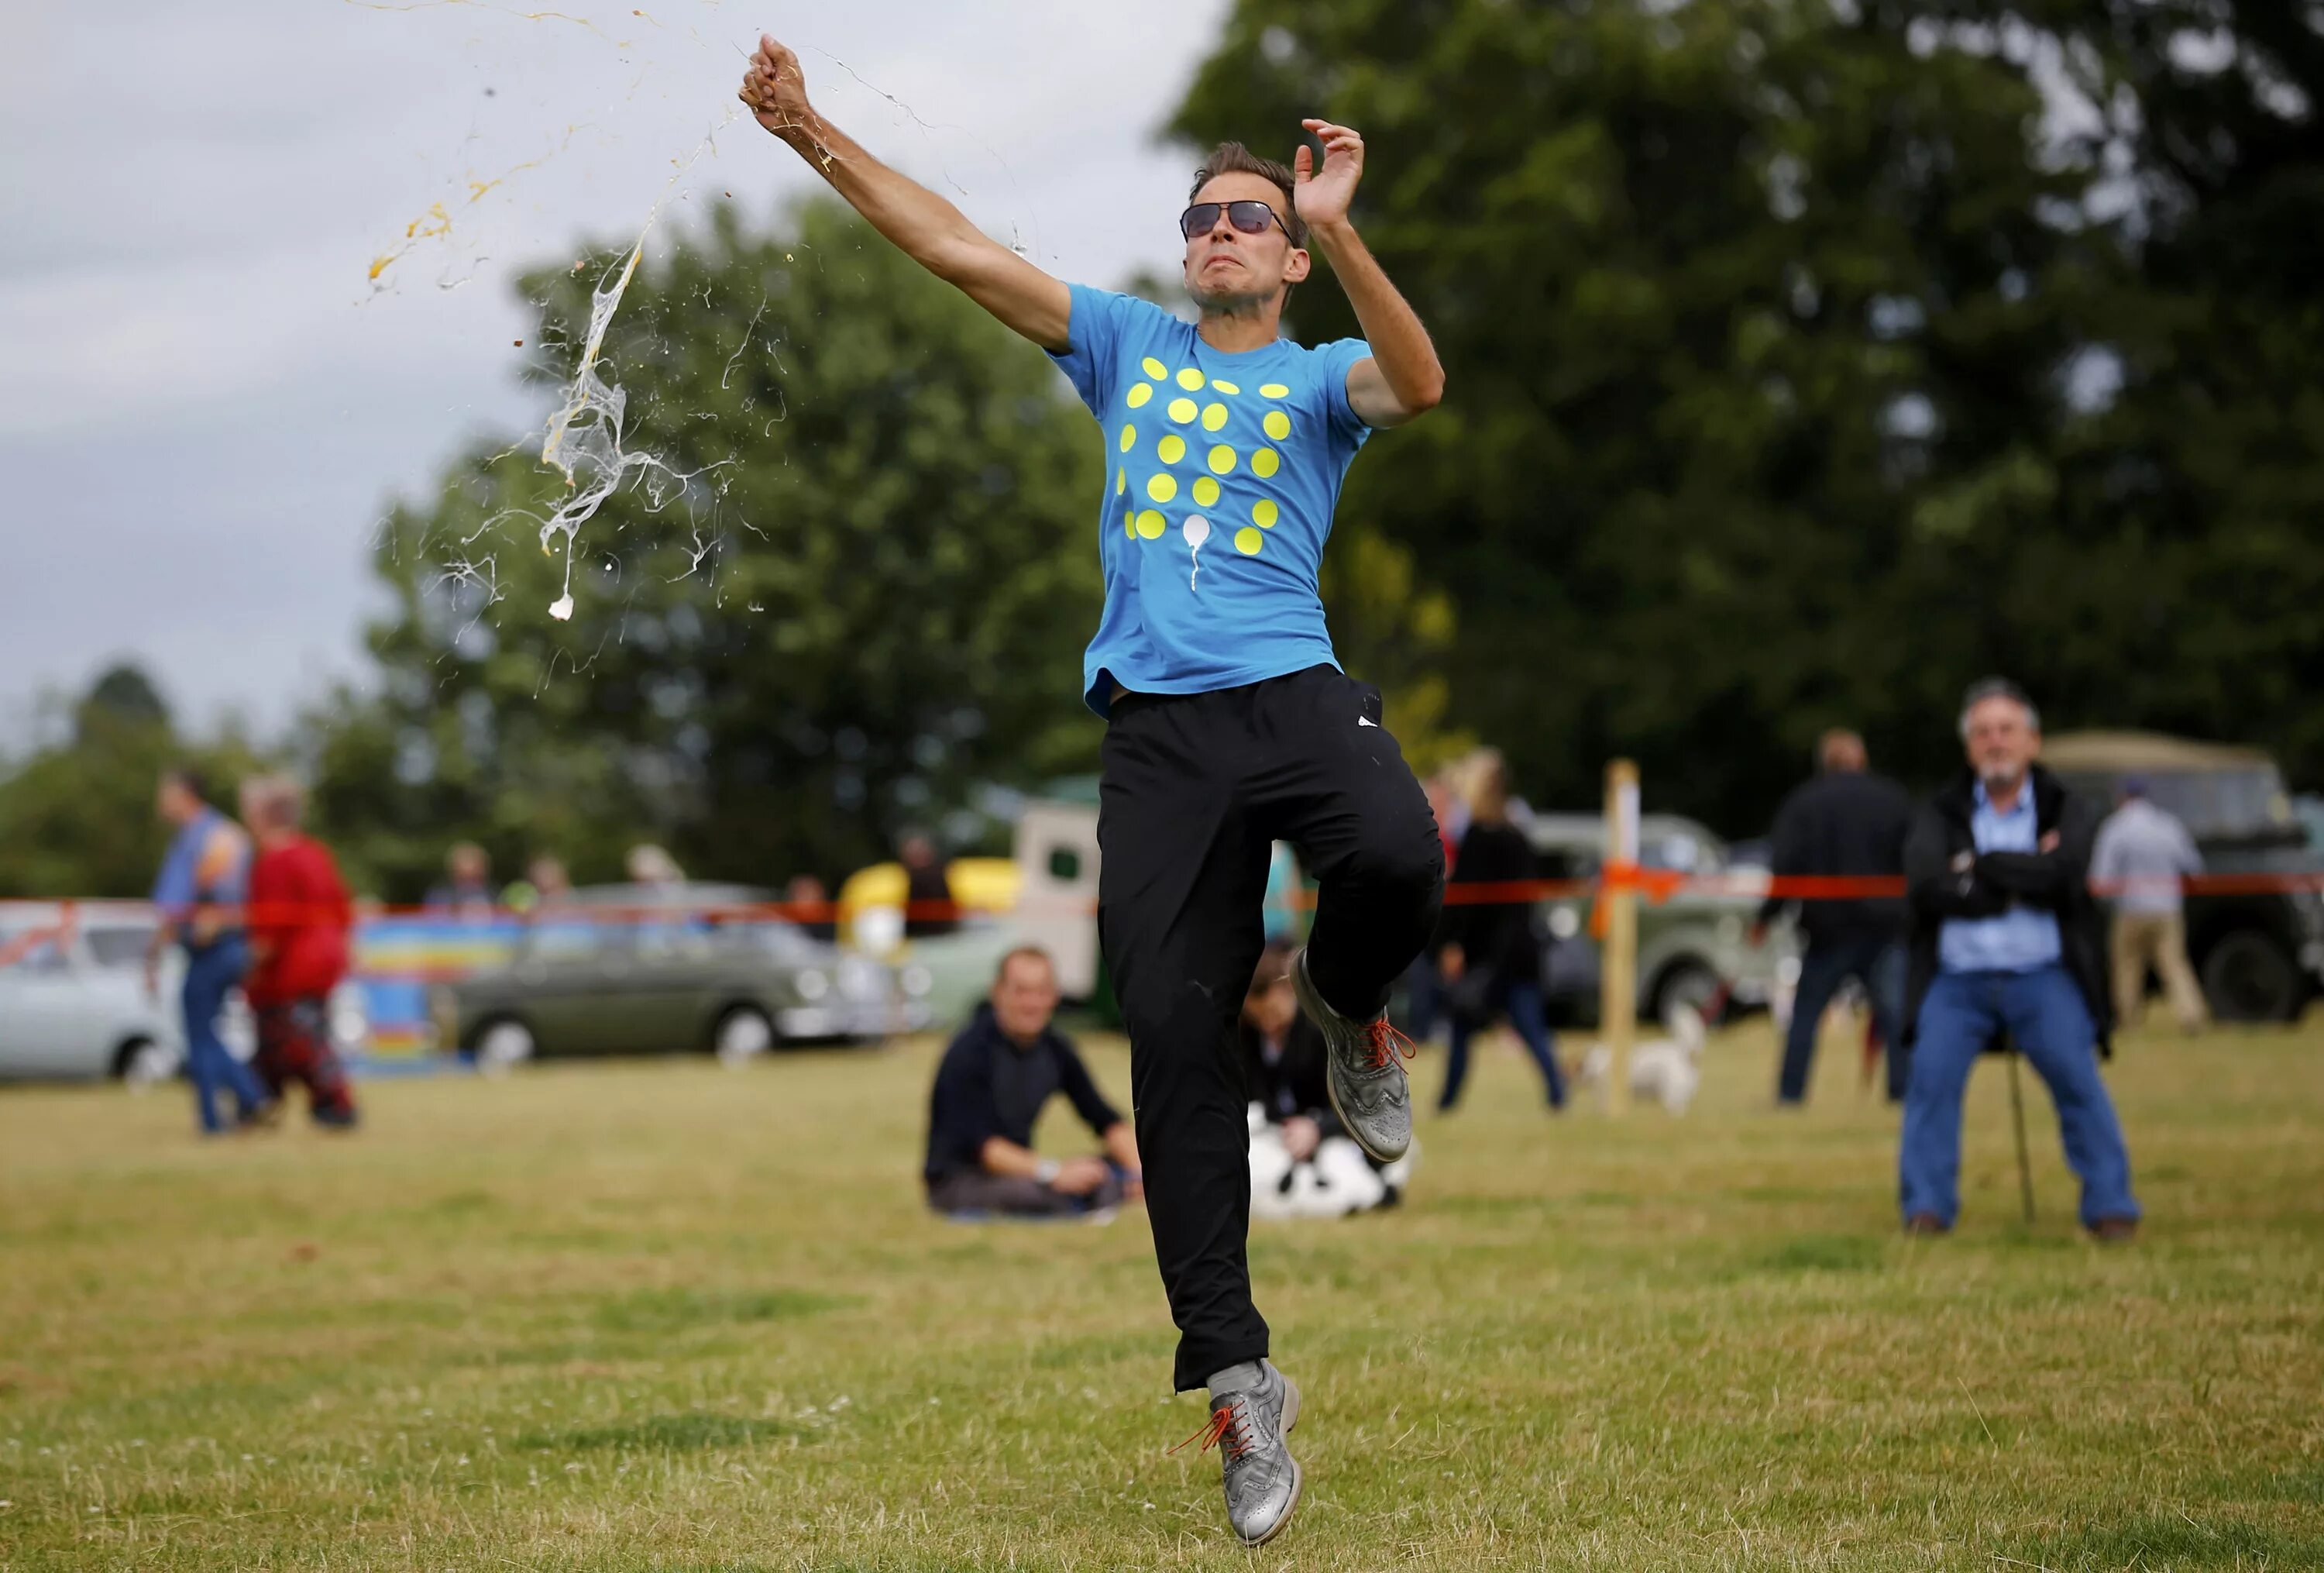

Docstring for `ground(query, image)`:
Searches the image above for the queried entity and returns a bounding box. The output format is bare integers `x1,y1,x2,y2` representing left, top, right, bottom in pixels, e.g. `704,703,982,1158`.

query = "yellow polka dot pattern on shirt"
1136,509,1166,539
1119,425,1136,454
1252,448,1281,478
1212,380,1240,395
1192,476,1219,507
1111,364,1301,567
1253,498,1278,528
1236,527,1263,555
1176,367,1205,390
1260,383,1289,398
1263,410,1291,441
1116,469,1126,495
1157,434,1186,464
1208,445,1237,475
1168,398,1198,424
1126,383,1153,409
1202,403,1229,432
1147,473,1177,503
1142,357,1167,380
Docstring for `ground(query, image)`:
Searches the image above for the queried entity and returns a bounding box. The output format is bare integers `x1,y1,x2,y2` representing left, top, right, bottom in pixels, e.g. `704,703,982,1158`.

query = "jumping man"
741,37,1448,1545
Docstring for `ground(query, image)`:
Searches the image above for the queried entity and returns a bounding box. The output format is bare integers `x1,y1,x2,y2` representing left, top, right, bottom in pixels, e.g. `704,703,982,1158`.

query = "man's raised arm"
1293,119,1445,429
740,36,1071,351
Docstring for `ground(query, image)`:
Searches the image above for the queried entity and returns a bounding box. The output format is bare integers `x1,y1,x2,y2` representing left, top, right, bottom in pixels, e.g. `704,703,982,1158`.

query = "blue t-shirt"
1048,284,1373,715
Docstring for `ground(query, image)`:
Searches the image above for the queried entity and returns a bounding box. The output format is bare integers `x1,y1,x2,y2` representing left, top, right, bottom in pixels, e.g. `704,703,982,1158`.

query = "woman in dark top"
1435,752,1565,1110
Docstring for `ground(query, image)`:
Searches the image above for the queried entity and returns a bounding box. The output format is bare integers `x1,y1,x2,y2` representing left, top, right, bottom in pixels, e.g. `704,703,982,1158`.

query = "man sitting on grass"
923,947,1143,1219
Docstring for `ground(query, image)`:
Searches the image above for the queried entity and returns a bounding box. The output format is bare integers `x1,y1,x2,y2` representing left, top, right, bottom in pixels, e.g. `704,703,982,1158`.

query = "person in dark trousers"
899,834,957,939
744,39,1446,1544
923,947,1143,1217
239,776,359,1127
1435,752,1563,1110
1899,678,2139,1240
146,766,273,1134
1755,728,1915,1103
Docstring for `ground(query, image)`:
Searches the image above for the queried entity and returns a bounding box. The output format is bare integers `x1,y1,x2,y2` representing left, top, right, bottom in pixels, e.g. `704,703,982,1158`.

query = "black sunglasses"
1179,199,1288,240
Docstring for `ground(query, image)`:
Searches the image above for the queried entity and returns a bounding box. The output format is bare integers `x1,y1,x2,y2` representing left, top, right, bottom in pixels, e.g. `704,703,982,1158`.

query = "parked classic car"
1525,813,1798,1027
0,903,184,1084
2045,731,2324,1022
431,883,933,1067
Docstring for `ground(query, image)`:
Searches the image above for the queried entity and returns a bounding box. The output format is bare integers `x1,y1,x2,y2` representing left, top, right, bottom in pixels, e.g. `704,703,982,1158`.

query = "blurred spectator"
899,832,957,938
239,776,358,1128
1899,679,2137,1239
786,873,837,943
146,766,273,1134
1435,750,1565,1112
626,843,686,890
503,854,573,915
1239,939,1406,1214
2091,779,2208,1033
923,947,1141,1218
425,842,495,917
1398,771,1465,1044
1756,728,1914,1104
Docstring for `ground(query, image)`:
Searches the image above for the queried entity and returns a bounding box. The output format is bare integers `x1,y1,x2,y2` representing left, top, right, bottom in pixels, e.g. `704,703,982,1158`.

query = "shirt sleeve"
1046,284,1138,418
927,1037,1005,1168
1318,336,1376,442
1054,1040,1124,1136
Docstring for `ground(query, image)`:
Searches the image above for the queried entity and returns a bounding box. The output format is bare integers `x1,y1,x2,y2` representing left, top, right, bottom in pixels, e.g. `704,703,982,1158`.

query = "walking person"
1899,680,2140,1240
145,766,273,1134
2090,780,2209,1034
240,776,359,1128
741,37,1446,1544
1435,752,1564,1110
1755,728,1914,1103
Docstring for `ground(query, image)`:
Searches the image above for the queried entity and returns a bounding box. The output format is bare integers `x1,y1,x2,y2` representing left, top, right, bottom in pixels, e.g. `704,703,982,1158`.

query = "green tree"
1174,0,2322,825
317,198,1106,900
0,669,267,899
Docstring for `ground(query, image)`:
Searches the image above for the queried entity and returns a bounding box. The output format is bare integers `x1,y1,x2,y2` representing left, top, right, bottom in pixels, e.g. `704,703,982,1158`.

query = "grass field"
3,1014,2321,1571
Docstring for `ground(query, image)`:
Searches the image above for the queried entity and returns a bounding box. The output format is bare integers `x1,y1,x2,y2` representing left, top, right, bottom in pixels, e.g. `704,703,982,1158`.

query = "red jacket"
246,836,352,1005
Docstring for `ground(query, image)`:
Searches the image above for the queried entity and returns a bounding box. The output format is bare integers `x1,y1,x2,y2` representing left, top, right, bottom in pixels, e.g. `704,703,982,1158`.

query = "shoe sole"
1295,953,1410,1165
1238,1377,1303,1547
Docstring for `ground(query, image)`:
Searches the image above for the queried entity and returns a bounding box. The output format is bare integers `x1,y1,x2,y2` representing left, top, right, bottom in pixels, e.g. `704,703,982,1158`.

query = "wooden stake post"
1601,759,1641,1114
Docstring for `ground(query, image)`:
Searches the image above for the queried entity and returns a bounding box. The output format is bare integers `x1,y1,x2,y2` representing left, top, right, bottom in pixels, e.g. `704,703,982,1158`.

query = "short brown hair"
993,945,1057,987
1191,142,1307,250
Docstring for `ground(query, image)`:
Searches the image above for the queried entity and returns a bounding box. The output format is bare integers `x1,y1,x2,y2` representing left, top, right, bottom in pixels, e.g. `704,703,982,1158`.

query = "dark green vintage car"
432,884,934,1069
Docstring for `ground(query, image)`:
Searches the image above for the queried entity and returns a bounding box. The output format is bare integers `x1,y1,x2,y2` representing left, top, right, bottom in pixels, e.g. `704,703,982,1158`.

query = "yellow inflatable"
837,858,1019,951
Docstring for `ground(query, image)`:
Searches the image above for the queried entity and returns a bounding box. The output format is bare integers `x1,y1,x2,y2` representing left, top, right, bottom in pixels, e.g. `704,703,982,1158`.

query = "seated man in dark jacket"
924,945,1143,1217
1899,679,2138,1240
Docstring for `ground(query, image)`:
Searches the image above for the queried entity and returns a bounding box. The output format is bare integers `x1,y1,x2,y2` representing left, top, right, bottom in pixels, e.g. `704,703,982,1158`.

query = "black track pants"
1098,664,1445,1389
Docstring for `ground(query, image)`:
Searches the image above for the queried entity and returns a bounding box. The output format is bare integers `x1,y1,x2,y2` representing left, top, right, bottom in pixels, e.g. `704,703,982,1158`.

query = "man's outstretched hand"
739,34,816,143
1292,118,1363,232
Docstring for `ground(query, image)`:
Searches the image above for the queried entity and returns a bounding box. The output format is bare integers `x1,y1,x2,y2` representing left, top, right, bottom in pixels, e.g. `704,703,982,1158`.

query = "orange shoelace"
1171,1399,1254,1461
1363,1017,1418,1072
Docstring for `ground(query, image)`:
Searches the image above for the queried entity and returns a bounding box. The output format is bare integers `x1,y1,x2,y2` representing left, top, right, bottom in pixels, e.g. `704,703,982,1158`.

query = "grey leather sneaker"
1294,947,1414,1162
1177,1361,1302,1547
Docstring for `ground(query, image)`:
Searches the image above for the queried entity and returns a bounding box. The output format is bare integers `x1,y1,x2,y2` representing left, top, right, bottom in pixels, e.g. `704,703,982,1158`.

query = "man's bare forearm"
1311,219,1443,411
771,113,988,285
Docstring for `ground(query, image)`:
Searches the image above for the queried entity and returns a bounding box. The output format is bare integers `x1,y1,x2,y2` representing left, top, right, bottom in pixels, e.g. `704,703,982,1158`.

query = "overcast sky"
0,0,1230,749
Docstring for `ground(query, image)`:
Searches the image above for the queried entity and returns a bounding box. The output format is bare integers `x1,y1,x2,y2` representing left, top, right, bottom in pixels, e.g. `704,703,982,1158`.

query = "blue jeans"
1899,965,2139,1230
1440,978,1565,1110
181,938,270,1133
1780,931,1906,1103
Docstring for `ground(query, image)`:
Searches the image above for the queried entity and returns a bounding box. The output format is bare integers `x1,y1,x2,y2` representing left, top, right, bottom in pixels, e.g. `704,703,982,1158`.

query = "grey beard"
1191,282,1280,318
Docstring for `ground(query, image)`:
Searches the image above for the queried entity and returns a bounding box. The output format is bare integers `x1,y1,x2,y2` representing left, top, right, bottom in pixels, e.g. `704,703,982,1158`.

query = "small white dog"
1246,1106,1415,1219
1576,1002,1707,1114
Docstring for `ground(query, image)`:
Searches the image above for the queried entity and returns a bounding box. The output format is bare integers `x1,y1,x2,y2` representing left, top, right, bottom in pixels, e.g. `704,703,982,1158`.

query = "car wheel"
1651,960,1724,1031
2200,930,2302,1024
713,1004,775,1069
113,1037,176,1092
473,1018,538,1075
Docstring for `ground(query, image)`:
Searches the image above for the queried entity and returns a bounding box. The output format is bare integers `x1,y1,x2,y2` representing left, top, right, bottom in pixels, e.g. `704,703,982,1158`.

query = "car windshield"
85,926,155,967
2133,767,2291,840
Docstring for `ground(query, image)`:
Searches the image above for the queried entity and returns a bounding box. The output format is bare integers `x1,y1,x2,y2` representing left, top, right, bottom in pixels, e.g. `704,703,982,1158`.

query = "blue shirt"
1048,284,1373,715
151,807,249,948
1939,781,2062,974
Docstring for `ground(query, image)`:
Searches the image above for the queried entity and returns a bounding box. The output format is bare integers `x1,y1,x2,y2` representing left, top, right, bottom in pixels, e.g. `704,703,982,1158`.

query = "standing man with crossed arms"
741,35,1447,1545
